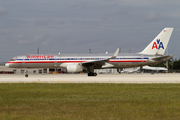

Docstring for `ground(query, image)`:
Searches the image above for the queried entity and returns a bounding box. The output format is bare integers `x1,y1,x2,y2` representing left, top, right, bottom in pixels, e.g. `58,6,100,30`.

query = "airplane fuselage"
6,53,165,69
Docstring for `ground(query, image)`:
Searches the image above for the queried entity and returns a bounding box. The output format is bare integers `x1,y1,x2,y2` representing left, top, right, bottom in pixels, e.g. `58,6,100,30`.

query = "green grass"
0,84,180,120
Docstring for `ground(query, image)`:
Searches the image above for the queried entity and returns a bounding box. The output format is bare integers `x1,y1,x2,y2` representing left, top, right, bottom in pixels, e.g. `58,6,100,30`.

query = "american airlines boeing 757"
6,28,173,77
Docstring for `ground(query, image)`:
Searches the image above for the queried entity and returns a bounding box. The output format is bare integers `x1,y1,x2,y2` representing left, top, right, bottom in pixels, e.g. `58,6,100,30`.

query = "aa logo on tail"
152,39,164,49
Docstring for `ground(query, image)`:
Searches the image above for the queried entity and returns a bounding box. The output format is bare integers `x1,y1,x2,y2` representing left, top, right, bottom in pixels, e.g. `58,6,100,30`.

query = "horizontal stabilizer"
152,55,173,61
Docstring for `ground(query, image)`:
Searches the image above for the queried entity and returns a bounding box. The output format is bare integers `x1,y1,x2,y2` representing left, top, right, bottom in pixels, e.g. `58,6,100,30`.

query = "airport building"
0,62,119,75
0,62,67,74
0,67,67,75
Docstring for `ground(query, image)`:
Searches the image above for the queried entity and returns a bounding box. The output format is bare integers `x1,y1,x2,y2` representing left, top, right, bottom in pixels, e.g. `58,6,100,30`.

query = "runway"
0,73,180,83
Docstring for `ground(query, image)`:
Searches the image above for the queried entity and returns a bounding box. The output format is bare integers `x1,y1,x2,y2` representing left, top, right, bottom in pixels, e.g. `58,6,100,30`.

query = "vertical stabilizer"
140,28,173,55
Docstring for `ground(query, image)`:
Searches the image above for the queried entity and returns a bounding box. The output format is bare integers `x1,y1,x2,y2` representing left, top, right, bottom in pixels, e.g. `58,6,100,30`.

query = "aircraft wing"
152,55,173,61
142,66,168,71
82,59,108,67
142,66,155,70
82,48,119,67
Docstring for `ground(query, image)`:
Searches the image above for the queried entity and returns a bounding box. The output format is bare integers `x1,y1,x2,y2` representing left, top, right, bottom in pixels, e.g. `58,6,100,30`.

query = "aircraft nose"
5,63,9,67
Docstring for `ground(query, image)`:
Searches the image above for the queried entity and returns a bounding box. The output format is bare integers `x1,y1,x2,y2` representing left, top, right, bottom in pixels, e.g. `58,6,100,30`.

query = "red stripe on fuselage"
7,61,86,64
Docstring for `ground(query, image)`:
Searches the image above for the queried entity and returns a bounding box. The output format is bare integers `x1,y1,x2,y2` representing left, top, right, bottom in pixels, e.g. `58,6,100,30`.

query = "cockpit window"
10,59,16,61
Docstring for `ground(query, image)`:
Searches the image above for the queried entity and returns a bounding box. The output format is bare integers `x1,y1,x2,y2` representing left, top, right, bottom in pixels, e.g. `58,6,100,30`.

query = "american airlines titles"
27,55,54,59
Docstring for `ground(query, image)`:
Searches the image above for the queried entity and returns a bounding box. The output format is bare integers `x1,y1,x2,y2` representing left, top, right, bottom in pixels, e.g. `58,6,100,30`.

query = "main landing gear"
88,72,97,76
87,66,97,76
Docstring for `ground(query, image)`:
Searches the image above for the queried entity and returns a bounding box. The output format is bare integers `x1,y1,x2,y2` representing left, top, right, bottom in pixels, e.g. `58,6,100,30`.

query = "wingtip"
114,48,119,56
110,48,119,59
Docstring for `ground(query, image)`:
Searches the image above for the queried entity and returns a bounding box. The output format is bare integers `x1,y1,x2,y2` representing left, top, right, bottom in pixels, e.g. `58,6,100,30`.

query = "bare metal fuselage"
6,53,168,69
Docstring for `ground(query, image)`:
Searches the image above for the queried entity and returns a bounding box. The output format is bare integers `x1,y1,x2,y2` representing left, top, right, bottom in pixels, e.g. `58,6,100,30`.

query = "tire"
88,73,97,76
25,74,28,77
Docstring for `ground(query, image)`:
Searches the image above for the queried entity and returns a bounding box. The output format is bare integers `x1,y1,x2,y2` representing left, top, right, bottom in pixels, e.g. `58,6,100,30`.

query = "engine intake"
66,64,83,73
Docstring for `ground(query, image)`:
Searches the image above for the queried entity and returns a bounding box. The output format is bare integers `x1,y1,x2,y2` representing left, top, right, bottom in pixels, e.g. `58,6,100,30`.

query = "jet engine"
66,64,83,73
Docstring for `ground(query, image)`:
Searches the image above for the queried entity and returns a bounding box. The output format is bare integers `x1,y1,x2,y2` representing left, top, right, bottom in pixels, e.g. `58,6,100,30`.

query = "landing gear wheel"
88,73,91,76
88,73,97,76
25,74,28,77
94,73,97,76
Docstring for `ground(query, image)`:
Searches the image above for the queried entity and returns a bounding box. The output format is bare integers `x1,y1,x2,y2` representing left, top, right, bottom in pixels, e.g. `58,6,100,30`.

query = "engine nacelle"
66,64,83,73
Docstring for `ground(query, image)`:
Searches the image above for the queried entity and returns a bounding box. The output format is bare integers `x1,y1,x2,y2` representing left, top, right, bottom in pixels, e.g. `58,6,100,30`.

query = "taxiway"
0,73,180,83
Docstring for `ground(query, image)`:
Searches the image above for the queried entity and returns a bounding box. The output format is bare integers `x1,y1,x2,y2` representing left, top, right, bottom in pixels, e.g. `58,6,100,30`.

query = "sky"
0,0,180,62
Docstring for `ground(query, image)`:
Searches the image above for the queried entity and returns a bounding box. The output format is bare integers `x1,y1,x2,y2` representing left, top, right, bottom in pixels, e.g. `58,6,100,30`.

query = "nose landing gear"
25,70,28,77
